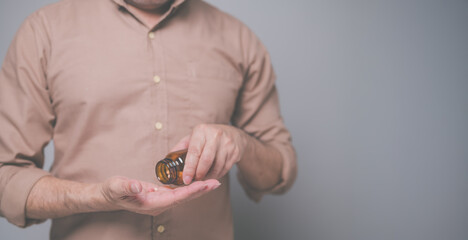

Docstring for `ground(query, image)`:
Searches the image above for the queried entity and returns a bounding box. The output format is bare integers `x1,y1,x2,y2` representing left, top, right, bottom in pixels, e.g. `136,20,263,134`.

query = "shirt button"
157,225,165,233
148,32,155,39
153,75,161,83
155,122,163,130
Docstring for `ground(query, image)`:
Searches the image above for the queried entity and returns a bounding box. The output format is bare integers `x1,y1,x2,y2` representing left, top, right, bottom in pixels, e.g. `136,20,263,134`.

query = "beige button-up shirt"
0,0,296,239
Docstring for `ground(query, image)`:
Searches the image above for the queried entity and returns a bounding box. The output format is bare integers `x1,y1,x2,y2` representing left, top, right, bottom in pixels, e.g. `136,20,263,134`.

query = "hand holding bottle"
170,124,251,185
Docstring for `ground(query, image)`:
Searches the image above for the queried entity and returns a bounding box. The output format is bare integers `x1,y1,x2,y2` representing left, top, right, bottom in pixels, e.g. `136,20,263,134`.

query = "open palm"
100,176,220,216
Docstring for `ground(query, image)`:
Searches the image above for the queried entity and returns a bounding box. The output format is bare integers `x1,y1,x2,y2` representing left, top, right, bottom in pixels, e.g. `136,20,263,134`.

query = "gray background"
1,0,468,239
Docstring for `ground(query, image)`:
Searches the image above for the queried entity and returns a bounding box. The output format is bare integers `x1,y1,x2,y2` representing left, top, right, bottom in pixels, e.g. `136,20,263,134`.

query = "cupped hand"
99,176,220,216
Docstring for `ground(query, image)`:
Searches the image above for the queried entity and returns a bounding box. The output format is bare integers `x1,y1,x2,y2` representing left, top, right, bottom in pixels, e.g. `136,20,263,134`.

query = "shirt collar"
111,0,187,11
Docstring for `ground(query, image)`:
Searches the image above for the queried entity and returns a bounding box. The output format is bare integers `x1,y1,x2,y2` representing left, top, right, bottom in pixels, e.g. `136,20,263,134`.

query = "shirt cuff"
237,142,297,202
0,167,50,227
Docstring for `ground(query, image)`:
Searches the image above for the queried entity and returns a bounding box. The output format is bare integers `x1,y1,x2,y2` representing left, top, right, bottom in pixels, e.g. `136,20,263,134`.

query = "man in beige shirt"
0,0,296,239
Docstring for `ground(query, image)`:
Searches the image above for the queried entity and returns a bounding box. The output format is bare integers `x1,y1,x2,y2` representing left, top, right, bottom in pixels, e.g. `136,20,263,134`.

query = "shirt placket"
113,2,177,238
148,28,171,240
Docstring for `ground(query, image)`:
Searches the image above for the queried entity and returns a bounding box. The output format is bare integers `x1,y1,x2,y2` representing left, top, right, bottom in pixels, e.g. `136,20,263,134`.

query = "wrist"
85,182,120,212
239,129,255,164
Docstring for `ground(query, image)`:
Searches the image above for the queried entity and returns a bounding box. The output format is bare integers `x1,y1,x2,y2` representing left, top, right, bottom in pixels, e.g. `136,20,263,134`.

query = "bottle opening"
155,159,177,184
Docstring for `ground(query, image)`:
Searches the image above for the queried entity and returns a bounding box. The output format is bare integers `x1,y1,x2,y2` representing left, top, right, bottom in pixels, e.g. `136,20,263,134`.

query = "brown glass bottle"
155,149,187,185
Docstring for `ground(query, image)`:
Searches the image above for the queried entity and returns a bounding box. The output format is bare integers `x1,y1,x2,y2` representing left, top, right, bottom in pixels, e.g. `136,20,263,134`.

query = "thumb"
170,135,191,152
121,179,142,195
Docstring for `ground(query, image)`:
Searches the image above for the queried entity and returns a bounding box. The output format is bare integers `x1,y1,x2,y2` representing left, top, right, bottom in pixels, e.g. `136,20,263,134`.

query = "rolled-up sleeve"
232,27,297,202
0,11,54,227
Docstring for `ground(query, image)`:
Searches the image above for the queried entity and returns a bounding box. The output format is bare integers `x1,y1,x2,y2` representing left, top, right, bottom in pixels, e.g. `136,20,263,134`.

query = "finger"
220,143,241,178
195,137,218,181
170,179,221,205
170,135,191,152
183,128,206,185
206,146,227,180
109,177,142,196
144,180,221,209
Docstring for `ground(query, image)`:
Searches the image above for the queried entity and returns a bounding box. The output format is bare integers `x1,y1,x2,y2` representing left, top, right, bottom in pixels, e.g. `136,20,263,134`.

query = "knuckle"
232,147,240,158
225,137,233,145
196,123,208,131
234,146,240,155
108,179,123,193
214,128,223,138
200,151,215,164
188,148,201,158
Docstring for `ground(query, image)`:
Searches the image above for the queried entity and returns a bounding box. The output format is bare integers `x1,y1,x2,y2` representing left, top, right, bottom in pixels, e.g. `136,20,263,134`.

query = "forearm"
26,175,220,220
237,134,283,191
25,176,114,220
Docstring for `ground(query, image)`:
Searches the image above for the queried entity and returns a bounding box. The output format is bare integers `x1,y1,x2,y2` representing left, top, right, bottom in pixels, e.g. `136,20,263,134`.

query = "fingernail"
131,184,141,194
184,176,192,185
212,182,221,190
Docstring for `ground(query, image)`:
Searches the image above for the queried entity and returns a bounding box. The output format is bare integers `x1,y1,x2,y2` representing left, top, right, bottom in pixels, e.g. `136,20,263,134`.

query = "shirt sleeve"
231,27,297,202
0,11,54,228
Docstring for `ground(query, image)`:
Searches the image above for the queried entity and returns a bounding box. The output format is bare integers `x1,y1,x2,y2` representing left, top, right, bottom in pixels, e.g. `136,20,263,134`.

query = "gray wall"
1,0,468,239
